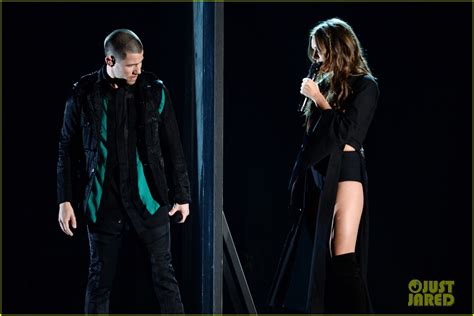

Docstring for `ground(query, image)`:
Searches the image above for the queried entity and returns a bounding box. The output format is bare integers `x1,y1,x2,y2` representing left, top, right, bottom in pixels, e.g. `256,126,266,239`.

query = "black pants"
84,221,184,314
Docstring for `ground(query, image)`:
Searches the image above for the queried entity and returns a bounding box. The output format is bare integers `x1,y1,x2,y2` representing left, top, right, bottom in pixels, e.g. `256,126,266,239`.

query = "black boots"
324,252,372,313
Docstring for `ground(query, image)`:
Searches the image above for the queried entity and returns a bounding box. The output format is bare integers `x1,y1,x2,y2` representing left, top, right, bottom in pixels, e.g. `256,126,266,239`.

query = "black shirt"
91,67,158,234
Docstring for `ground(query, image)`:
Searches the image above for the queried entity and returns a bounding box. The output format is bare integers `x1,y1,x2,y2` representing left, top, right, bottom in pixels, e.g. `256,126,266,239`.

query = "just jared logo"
408,279,455,307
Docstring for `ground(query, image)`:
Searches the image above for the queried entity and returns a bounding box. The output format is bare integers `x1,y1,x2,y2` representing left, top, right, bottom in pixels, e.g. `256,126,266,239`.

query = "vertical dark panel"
214,4,224,311
193,2,224,313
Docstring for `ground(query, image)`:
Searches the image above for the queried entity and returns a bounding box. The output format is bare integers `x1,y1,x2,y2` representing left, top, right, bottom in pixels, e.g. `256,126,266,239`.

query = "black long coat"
269,75,379,313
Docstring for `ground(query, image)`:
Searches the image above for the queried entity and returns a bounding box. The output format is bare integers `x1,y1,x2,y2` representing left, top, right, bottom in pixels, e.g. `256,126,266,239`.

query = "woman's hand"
300,78,331,110
300,78,320,101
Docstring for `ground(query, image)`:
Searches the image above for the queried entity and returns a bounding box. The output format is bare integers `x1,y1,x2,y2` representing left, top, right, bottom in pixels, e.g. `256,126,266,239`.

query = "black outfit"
269,74,379,313
339,151,363,182
85,221,183,314
57,67,191,217
57,66,191,313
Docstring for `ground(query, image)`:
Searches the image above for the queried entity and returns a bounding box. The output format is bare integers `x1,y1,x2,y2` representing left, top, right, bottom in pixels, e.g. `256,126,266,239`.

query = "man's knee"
87,258,118,290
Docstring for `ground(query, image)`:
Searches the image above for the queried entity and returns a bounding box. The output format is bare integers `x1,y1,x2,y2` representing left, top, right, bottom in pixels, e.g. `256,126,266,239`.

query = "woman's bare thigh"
331,180,364,256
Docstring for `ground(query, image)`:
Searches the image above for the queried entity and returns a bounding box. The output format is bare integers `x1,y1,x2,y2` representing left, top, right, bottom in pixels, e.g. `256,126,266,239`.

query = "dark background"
223,3,472,314
2,2,472,315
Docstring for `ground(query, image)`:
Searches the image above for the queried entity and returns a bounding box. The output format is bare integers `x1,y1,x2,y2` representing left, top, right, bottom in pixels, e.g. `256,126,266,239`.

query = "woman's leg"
332,180,364,255
325,180,370,313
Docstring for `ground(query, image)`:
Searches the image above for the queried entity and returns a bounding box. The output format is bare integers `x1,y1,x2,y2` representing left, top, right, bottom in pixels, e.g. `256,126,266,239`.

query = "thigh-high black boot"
324,252,371,313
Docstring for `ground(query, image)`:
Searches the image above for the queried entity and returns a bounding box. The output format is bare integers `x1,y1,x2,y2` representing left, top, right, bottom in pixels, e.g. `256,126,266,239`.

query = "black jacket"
57,68,191,214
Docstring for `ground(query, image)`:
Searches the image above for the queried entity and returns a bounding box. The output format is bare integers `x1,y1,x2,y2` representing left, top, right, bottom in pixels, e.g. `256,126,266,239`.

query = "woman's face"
311,36,325,63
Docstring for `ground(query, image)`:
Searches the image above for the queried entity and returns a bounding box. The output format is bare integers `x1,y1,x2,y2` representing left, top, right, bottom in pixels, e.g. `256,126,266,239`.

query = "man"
57,29,191,314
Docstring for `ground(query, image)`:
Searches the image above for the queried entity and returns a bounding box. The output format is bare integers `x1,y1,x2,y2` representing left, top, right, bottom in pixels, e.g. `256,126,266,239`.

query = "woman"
269,18,379,313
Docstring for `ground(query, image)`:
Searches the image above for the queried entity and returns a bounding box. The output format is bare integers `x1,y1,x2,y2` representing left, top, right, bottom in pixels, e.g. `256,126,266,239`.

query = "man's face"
111,51,144,85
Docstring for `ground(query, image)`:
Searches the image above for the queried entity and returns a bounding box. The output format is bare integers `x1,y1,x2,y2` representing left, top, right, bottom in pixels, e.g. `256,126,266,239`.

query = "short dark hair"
103,29,143,60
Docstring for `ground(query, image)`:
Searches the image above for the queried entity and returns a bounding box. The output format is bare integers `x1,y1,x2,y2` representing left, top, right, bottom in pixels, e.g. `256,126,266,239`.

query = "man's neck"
106,65,115,80
105,65,122,89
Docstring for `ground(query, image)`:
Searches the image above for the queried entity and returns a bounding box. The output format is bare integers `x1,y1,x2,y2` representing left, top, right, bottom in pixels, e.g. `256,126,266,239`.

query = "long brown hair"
304,18,372,129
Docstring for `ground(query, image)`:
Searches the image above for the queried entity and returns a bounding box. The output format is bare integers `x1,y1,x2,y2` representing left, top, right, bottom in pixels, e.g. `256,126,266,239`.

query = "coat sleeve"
159,84,192,204
301,76,379,167
57,89,82,205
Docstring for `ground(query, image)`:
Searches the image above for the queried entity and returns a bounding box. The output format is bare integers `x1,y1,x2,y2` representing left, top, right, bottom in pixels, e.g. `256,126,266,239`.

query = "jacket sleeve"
57,89,82,205
301,76,379,167
159,85,192,204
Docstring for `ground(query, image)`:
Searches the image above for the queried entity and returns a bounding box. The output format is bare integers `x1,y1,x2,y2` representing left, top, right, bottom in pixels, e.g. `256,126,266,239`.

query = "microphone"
298,62,322,113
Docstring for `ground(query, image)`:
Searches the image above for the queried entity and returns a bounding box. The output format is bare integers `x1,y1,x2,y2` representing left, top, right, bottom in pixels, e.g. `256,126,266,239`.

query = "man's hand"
168,203,190,224
58,201,77,236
